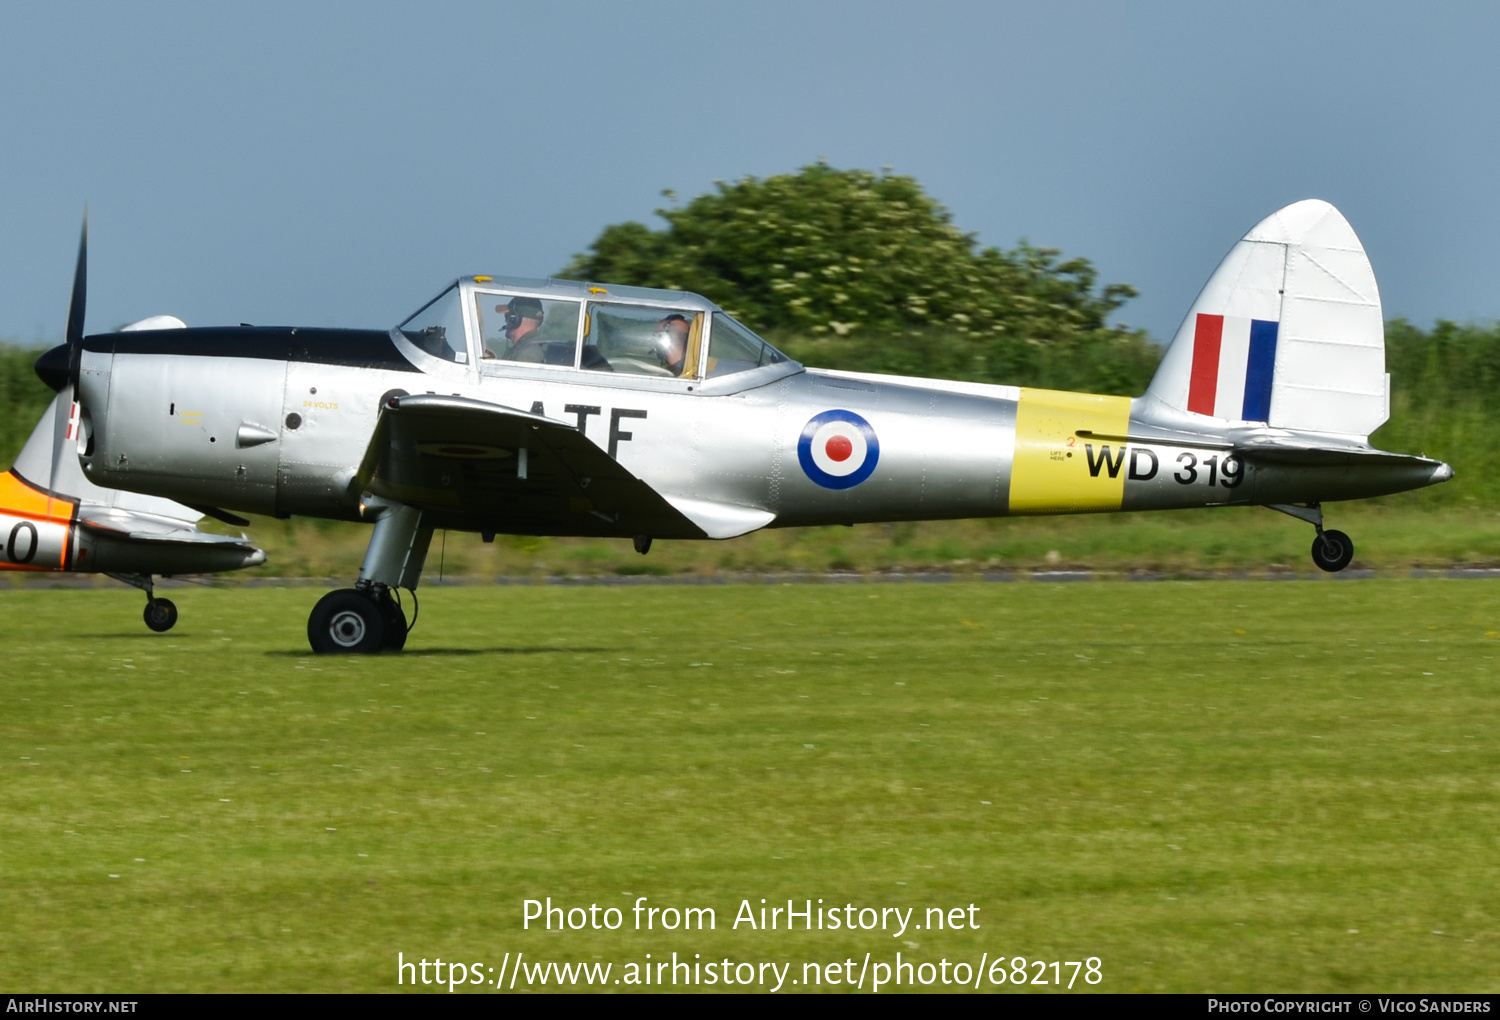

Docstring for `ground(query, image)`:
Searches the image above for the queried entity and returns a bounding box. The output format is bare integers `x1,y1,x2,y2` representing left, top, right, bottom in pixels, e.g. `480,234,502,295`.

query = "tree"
562,163,1158,393
0,344,54,470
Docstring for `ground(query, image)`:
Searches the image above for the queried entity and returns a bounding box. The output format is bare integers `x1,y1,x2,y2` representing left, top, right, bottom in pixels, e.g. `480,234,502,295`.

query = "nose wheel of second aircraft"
106,572,182,631
143,597,179,632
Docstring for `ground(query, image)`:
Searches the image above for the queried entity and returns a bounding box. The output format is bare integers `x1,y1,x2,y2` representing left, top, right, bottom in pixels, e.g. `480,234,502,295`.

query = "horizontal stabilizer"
1233,442,1453,503
78,517,261,548
1236,444,1452,475
76,514,267,573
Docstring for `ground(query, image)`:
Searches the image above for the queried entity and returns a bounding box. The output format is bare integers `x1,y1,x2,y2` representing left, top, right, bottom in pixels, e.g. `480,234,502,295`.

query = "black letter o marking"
8,520,39,564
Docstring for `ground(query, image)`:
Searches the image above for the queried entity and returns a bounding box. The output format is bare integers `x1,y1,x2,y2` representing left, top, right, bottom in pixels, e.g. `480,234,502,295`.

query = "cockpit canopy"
397,276,792,383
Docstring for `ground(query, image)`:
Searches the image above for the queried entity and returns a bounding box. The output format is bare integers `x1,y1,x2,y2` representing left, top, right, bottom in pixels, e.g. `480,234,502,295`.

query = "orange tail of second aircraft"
0,468,78,572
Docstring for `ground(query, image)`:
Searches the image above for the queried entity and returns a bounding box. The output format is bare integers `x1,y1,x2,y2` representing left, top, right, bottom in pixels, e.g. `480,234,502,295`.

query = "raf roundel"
797,410,880,489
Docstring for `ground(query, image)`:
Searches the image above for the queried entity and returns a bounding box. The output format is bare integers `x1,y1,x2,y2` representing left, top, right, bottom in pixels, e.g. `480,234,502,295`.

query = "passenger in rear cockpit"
652,314,690,376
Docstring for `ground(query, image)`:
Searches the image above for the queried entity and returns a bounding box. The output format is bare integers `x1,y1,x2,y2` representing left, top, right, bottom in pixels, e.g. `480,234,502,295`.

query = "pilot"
652,314,691,376
487,296,546,360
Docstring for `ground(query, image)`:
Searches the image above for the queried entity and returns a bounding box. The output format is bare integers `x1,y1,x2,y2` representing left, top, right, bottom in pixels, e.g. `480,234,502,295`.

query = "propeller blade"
65,212,87,390
66,213,87,347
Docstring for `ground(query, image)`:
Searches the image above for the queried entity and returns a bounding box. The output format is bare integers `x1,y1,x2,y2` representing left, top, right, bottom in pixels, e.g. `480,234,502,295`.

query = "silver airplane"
31,200,1452,652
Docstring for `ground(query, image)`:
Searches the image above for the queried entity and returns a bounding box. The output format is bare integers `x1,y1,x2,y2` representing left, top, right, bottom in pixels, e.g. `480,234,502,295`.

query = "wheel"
307,589,386,654
143,597,178,632
1311,529,1354,572
379,590,408,651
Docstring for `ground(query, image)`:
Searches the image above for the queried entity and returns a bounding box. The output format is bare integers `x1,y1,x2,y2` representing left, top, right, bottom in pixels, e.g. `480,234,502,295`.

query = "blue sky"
2,2,1497,347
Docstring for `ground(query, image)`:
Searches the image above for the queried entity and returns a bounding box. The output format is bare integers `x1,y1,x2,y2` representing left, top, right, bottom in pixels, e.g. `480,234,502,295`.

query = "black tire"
143,597,178,632
307,589,386,654
1311,529,1354,572
379,590,408,652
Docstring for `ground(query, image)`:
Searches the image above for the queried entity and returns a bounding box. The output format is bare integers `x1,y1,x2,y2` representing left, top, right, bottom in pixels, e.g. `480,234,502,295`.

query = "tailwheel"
378,589,408,651
1311,529,1354,572
307,588,386,654
143,597,178,632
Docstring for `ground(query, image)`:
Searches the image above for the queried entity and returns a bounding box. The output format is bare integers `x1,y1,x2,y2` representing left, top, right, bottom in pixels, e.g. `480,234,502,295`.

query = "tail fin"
1145,200,1387,438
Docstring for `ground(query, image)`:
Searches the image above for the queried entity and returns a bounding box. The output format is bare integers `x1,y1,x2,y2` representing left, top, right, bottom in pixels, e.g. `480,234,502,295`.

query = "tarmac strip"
7,567,1500,589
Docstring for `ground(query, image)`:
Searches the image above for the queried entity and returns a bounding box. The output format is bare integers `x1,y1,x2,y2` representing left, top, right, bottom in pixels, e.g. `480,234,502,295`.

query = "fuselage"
64,277,1451,540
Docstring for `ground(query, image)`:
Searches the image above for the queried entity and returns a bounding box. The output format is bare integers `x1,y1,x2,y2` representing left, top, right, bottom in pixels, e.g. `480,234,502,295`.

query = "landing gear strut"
1268,503,1355,572
378,587,411,651
107,572,179,631
307,498,430,654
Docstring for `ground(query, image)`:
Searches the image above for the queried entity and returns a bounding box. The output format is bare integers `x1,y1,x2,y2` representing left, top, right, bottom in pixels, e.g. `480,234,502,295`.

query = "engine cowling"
76,329,288,515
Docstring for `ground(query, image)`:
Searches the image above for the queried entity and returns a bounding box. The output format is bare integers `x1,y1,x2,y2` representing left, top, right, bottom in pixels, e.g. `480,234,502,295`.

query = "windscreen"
705,313,788,378
398,286,469,364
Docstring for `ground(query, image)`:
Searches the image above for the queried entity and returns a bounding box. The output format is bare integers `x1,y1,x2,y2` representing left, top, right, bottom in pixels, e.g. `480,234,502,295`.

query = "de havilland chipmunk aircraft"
24,199,1452,653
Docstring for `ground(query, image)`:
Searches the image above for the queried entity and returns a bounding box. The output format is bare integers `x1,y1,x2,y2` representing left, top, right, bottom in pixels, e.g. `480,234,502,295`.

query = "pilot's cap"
500,296,544,320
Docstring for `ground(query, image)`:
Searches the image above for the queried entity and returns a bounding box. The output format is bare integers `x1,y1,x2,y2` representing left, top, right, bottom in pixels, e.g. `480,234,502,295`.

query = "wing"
355,394,712,539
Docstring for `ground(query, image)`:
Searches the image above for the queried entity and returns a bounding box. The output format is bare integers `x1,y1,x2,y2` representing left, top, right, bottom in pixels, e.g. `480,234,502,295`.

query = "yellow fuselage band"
1009,388,1132,514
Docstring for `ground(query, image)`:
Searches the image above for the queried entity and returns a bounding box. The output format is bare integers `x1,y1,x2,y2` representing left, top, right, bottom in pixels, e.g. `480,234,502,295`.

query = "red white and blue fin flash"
1186,314,1280,422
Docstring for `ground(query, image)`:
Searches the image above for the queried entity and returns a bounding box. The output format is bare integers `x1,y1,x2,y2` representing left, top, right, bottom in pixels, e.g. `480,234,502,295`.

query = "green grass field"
2,580,1496,993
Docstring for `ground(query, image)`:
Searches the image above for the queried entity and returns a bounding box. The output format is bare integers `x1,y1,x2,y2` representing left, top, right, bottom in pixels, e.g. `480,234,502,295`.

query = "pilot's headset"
500,297,544,333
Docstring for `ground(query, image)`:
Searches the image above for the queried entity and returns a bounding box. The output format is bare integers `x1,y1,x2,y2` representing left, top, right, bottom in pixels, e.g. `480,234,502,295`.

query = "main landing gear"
107,572,179,632
1269,503,1355,572
307,584,415,654
307,499,431,654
